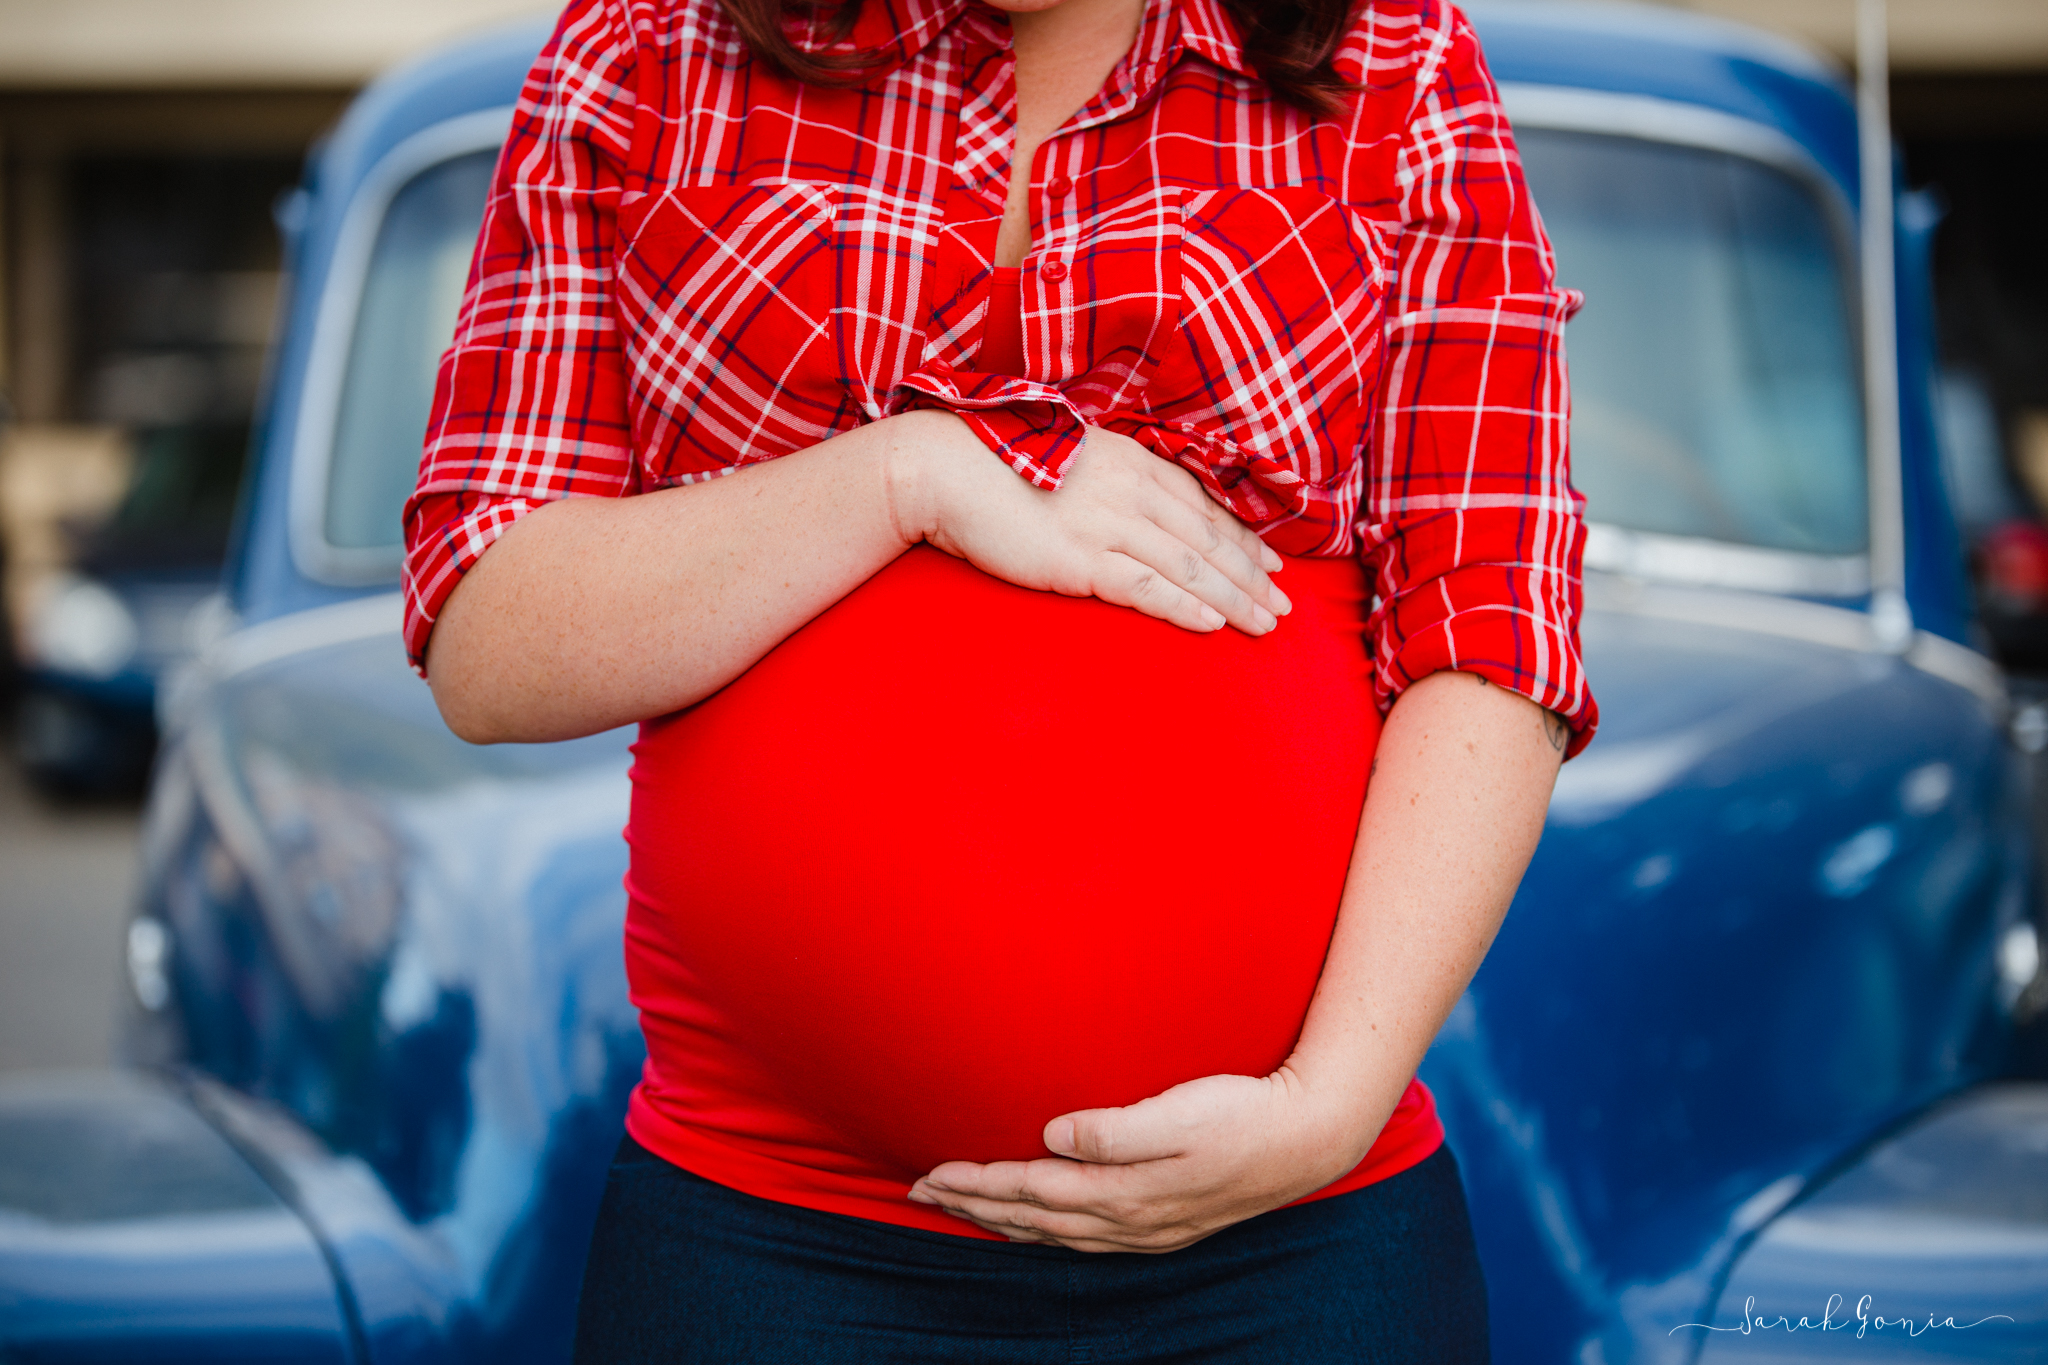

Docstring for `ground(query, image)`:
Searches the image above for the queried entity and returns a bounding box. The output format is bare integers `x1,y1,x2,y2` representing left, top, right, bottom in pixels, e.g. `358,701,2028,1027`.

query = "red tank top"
621,543,1444,1239
980,266,1026,376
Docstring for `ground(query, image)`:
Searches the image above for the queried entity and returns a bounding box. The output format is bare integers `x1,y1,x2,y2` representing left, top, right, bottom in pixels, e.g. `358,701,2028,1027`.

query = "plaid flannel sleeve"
400,0,639,674
1358,5,1598,756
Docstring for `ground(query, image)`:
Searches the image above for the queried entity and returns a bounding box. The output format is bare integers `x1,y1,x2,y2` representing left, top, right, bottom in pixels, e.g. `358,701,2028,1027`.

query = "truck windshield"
1517,129,1868,557
321,131,1870,566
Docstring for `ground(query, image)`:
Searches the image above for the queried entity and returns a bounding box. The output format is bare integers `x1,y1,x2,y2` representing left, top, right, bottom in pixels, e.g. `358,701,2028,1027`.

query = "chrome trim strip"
1586,572,1873,651
287,108,513,587
1906,630,2007,708
1583,523,1870,598
1499,84,1842,200
1856,1,1911,648
203,593,403,682
1585,573,2006,708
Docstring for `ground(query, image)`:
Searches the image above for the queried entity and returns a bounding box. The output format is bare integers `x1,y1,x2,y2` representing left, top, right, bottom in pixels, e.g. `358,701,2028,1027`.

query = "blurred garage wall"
0,0,2044,647
0,0,547,678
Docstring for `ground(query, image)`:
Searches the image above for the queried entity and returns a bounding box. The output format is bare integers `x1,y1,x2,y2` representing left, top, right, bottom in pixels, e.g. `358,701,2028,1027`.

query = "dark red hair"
721,0,1359,118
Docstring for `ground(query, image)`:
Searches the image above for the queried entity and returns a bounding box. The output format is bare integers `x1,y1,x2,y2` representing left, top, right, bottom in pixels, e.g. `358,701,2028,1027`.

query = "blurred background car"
1939,366,2048,669
10,423,244,794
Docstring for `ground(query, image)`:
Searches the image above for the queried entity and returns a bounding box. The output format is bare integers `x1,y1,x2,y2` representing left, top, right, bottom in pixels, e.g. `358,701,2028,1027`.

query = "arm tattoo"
1543,708,1570,754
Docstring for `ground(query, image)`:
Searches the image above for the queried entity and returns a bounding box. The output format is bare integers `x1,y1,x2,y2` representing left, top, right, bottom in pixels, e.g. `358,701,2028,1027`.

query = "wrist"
877,411,936,549
877,409,970,550
1274,1055,1397,1175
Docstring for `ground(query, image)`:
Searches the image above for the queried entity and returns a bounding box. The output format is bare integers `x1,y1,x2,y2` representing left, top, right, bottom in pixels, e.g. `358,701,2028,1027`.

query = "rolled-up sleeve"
400,0,640,674
1358,7,1598,756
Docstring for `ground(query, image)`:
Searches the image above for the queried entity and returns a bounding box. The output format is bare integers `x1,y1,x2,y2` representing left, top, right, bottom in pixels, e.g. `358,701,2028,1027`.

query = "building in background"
0,0,2042,783
0,0,546,789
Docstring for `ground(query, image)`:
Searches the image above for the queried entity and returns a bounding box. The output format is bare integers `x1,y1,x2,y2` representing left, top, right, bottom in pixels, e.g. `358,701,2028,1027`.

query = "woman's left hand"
906,1070,1385,1253
908,673,1565,1255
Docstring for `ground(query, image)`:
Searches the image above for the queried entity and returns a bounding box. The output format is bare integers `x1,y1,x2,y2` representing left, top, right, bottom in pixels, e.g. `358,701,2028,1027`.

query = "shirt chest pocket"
615,182,941,478
1140,188,1394,536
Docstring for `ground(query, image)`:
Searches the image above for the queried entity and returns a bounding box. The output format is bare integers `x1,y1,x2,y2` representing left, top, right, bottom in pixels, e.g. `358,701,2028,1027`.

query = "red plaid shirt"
403,0,1598,749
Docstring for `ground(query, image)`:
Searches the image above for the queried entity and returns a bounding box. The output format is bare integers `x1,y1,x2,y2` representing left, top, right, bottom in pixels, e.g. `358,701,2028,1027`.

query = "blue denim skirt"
572,1135,1490,1363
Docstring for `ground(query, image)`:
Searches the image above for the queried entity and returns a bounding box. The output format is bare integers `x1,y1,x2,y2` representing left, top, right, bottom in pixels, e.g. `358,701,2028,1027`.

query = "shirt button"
928,357,953,377
1041,259,1069,284
1047,174,1072,199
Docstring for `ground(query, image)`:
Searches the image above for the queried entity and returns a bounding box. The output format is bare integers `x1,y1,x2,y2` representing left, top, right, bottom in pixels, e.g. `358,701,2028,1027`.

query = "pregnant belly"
623,545,1383,1220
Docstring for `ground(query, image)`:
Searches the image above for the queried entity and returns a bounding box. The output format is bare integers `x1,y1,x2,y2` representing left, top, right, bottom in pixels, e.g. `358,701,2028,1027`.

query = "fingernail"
1046,1118,1076,1155
923,1178,951,1193
1199,605,1225,631
1252,605,1277,633
1261,545,1283,572
908,1187,937,1204
1270,586,1292,616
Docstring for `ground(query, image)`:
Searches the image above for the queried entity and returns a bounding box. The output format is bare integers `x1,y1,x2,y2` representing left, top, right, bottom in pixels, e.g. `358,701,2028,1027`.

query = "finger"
921,1154,1192,1227
1045,1102,1193,1166
1142,487,1289,620
918,1157,1142,1211
1191,494,1291,609
1198,498,1290,606
940,1194,1201,1254
922,1189,1130,1244
914,1163,1211,1254
1081,427,1283,581
1110,526,1275,636
918,1159,1045,1204
1144,457,1288,580
923,1199,1058,1244
1088,552,1228,633
961,1209,1114,1250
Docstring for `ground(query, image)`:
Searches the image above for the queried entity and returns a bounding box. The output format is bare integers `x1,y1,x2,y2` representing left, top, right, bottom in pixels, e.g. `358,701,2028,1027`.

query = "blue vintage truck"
3,3,2044,1362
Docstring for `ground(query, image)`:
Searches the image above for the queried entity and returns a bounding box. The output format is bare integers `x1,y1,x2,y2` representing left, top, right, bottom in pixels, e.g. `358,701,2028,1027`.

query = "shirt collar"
800,0,1254,81
1168,0,1254,80
834,0,962,65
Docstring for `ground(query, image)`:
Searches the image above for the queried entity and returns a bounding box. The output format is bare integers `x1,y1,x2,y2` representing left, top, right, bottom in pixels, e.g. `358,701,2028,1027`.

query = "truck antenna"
1859,0,1912,652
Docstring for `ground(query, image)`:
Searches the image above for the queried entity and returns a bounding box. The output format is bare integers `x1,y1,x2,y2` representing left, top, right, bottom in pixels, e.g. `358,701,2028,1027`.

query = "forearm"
1285,669,1565,1167
427,409,1289,745
427,411,957,744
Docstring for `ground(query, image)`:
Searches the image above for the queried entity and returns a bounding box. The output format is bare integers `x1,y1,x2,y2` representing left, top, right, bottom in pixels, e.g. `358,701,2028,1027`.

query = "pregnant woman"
404,0,1595,1355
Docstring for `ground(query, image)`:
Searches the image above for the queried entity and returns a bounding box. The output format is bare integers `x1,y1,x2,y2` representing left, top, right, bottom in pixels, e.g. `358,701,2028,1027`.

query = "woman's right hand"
886,411,1291,635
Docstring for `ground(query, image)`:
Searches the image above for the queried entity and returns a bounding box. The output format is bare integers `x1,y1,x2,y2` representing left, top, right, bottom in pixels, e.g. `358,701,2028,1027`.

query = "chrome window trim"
1499,85,1891,606
1582,524,1869,598
287,107,514,587
1584,572,2005,709
1499,85,1847,203
201,593,404,683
